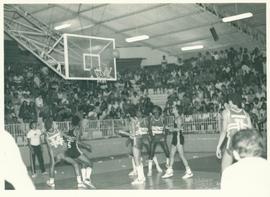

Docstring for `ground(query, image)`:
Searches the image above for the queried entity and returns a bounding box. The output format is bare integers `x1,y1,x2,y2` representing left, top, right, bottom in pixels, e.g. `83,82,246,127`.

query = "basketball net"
94,69,107,84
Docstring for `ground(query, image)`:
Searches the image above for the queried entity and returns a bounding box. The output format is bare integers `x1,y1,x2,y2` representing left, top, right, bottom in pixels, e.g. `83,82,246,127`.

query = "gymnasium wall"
118,46,178,66
4,40,42,65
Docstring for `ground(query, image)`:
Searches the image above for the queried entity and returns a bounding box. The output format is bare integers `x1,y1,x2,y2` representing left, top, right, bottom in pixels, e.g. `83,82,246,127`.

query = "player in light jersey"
147,105,170,177
118,105,146,184
64,116,95,188
162,105,193,179
44,118,86,189
216,93,253,172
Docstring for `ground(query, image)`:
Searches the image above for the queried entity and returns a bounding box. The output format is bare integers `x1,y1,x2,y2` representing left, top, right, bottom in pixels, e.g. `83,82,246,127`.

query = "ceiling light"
181,45,204,51
125,35,150,43
222,12,253,23
54,23,71,30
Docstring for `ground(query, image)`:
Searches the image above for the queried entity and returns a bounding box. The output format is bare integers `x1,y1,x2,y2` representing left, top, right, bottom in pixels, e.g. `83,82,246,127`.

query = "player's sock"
140,164,145,181
132,164,145,185
147,160,153,176
185,166,192,174
77,176,83,184
129,157,137,176
131,157,136,171
81,168,86,181
86,167,92,180
153,156,162,172
166,158,170,168
49,178,54,184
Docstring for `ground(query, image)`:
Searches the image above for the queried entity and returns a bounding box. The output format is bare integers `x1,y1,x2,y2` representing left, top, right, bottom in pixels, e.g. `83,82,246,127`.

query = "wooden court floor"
34,156,221,190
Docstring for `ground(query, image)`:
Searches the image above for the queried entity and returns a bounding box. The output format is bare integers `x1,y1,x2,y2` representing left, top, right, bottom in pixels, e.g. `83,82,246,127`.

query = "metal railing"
5,113,221,146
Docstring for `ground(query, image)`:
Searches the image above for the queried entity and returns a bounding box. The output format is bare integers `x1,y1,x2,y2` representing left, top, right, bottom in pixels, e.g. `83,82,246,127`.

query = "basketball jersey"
173,116,183,133
151,116,164,134
130,118,147,136
226,108,251,148
47,130,66,155
65,128,82,158
139,118,148,135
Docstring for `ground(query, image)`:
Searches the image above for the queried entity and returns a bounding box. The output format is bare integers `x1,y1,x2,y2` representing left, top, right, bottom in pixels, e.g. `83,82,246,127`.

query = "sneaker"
84,179,96,189
128,170,137,176
31,173,37,178
162,169,173,179
131,178,145,185
42,171,48,175
46,180,55,188
182,171,193,179
77,182,87,189
147,170,152,177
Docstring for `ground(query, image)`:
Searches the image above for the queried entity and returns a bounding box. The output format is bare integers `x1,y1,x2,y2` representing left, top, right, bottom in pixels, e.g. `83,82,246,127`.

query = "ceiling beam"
79,4,108,13
78,4,169,32
45,4,109,25
50,4,166,27
153,30,237,49
115,10,204,33
29,4,56,15
150,20,221,39
54,5,157,49
9,4,56,20
196,3,265,46
55,5,188,56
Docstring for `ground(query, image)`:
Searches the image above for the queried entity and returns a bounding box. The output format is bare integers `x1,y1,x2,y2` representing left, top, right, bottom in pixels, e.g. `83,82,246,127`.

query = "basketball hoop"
94,69,107,84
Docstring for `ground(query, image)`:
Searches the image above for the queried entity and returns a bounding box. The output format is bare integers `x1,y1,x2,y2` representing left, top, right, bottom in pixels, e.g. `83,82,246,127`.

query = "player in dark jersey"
64,115,95,188
147,105,170,177
162,105,193,179
44,118,86,189
216,93,252,172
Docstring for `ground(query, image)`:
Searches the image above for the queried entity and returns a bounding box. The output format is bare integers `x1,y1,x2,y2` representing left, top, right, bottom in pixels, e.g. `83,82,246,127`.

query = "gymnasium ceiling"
4,3,266,57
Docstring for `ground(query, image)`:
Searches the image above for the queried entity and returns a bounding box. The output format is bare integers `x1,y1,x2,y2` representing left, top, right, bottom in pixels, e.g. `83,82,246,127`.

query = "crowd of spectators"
4,46,266,131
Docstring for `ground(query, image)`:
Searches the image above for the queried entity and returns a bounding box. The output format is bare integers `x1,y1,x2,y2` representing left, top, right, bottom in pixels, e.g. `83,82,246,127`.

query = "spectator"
27,121,47,177
19,101,31,123
29,101,38,122
1,130,35,190
221,129,270,196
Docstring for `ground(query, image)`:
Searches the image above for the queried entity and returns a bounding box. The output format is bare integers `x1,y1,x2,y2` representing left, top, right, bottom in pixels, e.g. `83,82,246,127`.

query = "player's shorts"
65,147,82,159
171,131,184,146
152,134,166,142
51,146,67,157
131,136,143,150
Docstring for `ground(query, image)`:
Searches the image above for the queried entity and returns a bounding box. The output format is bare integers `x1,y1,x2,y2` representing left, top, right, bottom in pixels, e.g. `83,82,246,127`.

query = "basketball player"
128,109,162,177
216,93,253,172
118,105,146,184
44,118,86,189
147,105,170,177
64,115,95,188
162,105,193,179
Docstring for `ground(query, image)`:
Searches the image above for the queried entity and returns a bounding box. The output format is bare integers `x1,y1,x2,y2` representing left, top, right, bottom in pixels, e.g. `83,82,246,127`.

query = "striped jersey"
129,117,148,136
226,107,251,148
46,129,67,155
150,116,164,134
